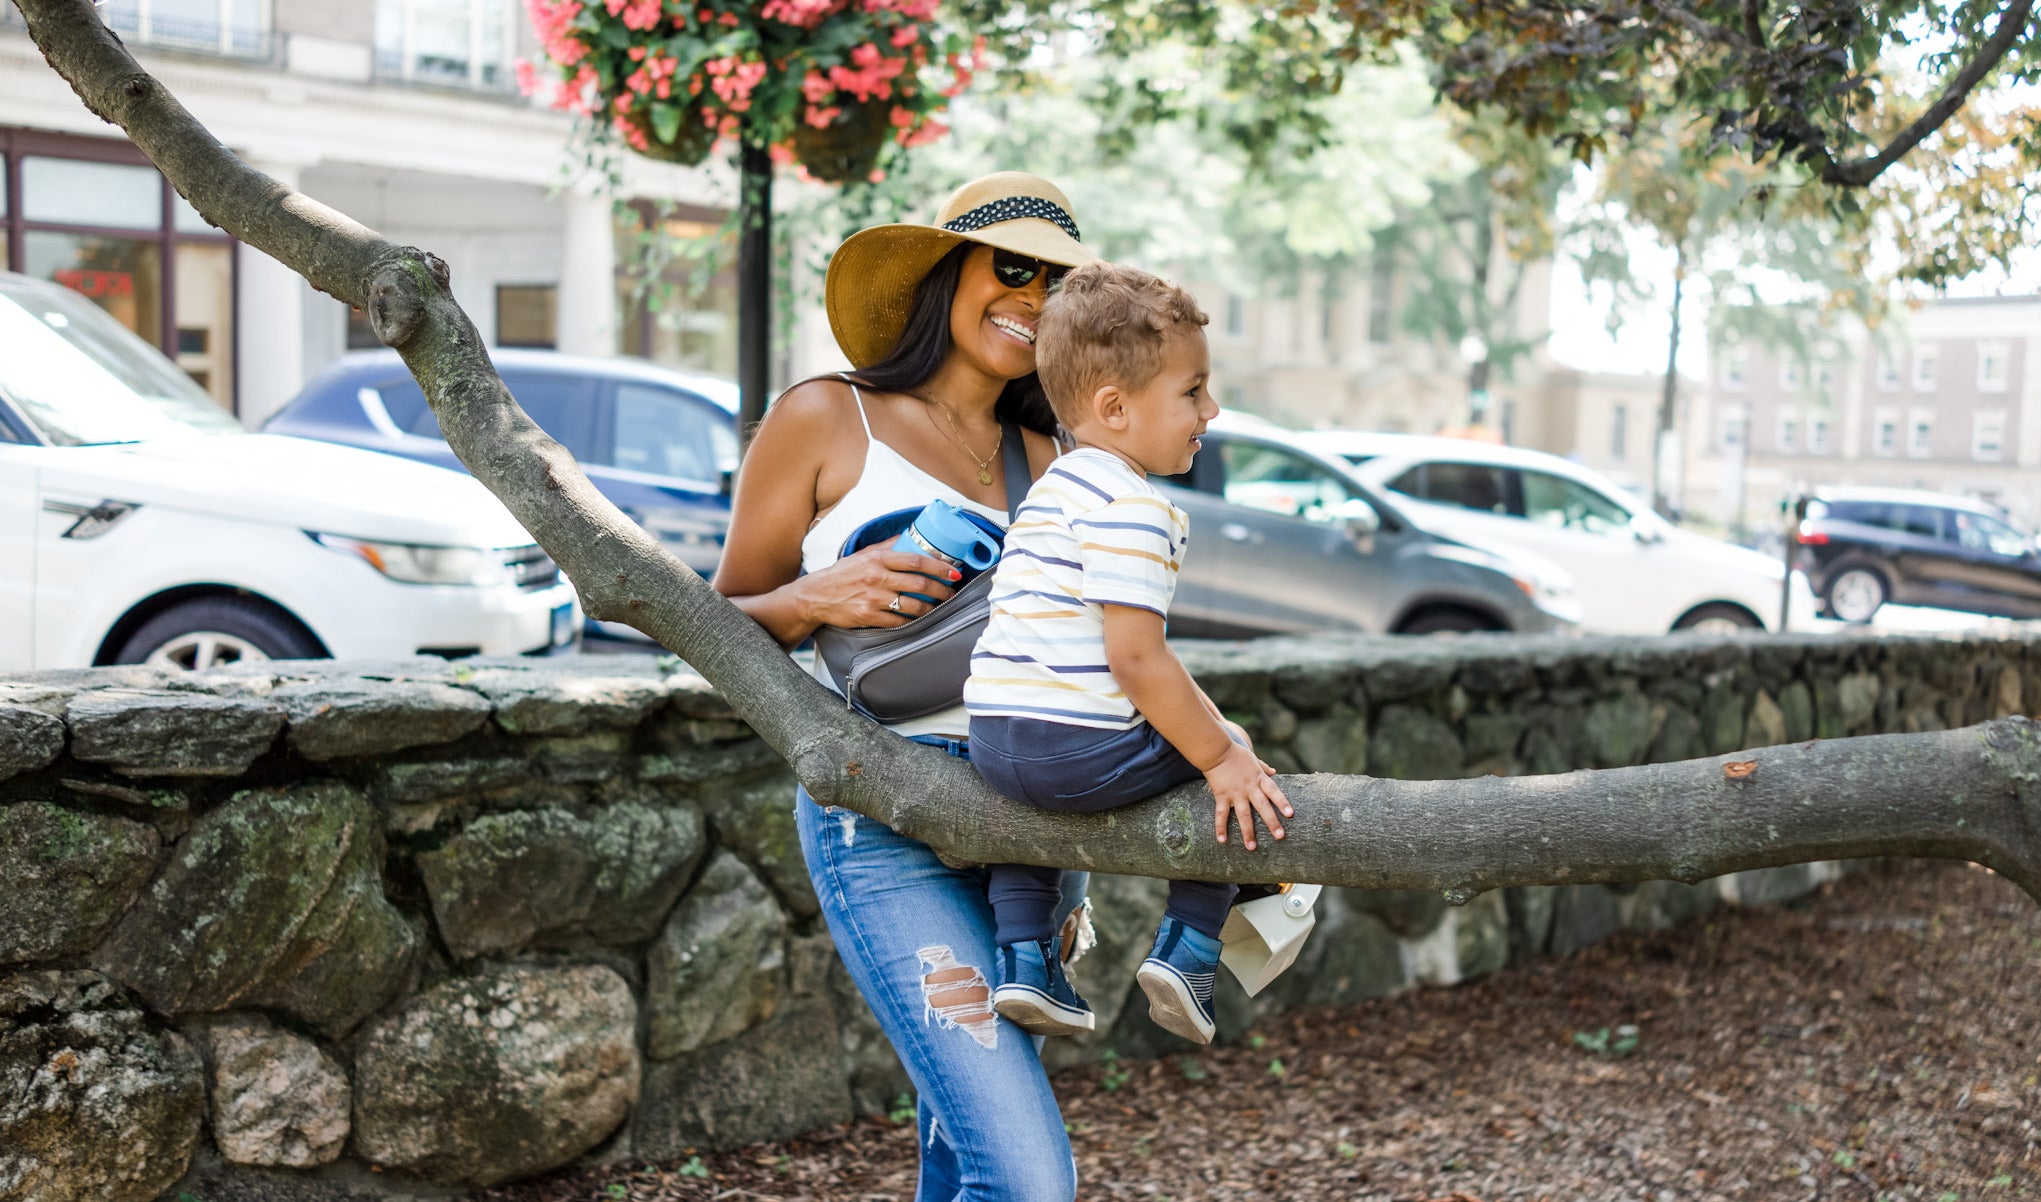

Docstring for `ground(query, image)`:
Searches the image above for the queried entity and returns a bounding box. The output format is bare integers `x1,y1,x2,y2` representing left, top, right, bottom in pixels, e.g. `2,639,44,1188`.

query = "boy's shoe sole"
1136,959,1216,1045
993,984,1095,1037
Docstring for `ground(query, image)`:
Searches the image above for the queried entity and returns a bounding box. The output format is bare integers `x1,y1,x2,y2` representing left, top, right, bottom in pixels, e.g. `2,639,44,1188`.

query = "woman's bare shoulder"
760,376,865,440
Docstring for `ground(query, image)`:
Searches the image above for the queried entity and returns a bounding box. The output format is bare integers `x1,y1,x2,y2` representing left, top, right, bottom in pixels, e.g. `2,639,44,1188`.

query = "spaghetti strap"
837,372,873,438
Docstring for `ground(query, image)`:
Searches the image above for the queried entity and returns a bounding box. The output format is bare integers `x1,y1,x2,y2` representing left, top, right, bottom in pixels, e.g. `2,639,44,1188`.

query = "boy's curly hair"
1035,261,1209,430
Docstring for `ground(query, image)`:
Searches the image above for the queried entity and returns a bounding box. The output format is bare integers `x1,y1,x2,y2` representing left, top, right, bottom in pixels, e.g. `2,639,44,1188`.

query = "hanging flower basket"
518,0,982,181
789,99,895,184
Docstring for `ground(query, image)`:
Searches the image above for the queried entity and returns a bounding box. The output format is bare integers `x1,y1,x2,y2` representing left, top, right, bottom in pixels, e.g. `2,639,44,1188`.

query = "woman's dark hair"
851,243,1059,437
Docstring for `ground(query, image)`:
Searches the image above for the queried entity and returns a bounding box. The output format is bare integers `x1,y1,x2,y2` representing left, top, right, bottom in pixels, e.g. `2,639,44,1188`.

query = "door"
592,381,736,577
1936,509,2041,617
1200,438,1387,634
0,444,39,670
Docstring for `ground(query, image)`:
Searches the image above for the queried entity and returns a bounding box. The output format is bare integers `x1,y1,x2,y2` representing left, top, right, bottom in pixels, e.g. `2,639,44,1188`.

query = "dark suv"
1796,488,2041,623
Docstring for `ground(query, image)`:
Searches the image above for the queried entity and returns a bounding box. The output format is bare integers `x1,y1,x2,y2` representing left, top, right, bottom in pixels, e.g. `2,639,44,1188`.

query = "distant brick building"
1686,295,2041,531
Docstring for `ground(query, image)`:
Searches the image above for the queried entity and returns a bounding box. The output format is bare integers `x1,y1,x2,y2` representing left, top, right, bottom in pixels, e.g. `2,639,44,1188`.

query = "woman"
713,172,1094,1201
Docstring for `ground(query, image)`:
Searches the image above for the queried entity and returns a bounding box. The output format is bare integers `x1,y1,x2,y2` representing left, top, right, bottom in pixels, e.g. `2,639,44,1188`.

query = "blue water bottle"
892,500,1001,605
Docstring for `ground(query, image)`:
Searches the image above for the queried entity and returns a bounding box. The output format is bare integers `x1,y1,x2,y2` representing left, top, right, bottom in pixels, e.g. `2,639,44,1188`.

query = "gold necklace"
921,395,1002,486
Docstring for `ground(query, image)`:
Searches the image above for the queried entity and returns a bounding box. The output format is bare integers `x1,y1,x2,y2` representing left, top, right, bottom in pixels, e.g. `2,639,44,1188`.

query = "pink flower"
805,103,842,128
898,118,947,147
868,167,886,182
890,22,918,47
801,69,834,103
769,142,795,165
889,105,914,128
513,57,541,96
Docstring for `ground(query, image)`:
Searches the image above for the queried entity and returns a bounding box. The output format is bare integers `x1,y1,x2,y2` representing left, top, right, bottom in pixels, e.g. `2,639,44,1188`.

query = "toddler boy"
963,261,1293,1045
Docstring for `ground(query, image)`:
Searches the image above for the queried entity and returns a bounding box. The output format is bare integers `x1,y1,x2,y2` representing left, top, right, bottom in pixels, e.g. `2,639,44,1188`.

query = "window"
375,370,599,460
1609,403,1627,460
1779,358,1804,390
5,138,237,412
1877,352,1901,391
1809,416,1832,455
1389,461,1510,516
1520,471,1632,535
1912,346,1938,391
1219,442,1353,522
1949,510,2033,557
1721,350,1747,390
100,0,269,58
1718,407,1746,452
1366,252,1394,344
1814,361,1835,392
1907,411,1933,458
1974,411,2006,462
607,384,736,483
375,0,514,90
1224,293,1245,339
1777,411,1798,453
495,284,557,349
1979,341,2011,392
1831,502,1939,539
1873,410,1899,456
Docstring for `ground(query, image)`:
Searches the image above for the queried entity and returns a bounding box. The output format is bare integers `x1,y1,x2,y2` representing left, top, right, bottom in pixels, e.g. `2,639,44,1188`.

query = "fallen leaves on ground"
481,859,2041,1202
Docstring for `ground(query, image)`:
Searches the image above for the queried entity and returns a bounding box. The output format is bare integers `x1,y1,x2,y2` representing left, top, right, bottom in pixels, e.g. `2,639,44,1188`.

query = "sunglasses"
992,248,1068,291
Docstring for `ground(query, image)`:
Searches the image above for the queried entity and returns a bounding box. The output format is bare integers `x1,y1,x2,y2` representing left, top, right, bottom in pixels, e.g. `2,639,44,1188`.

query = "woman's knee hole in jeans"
917,945,999,1050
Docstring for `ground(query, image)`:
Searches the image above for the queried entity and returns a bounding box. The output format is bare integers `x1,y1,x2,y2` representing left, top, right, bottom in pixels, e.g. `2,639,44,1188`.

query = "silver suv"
1158,418,1580,637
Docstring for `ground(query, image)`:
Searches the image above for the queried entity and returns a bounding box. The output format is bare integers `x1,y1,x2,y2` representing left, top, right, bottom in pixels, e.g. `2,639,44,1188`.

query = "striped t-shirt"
964,446,1189,730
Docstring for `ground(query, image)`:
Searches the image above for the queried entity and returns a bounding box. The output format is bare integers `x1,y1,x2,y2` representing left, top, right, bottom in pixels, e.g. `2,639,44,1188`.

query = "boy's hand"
1205,743,1292,852
1220,718,1254,750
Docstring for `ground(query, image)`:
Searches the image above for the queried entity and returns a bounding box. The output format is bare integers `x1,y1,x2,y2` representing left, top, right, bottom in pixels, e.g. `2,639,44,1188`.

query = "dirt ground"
482,860,2041,1202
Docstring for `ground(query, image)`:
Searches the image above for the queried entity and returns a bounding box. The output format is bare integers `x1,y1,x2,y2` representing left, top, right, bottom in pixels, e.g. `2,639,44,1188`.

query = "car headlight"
310,533,517,587
1513,569,1582,622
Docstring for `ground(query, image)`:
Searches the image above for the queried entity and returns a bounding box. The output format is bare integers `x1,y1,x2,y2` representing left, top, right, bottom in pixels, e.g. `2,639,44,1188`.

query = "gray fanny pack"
811,424,1029,724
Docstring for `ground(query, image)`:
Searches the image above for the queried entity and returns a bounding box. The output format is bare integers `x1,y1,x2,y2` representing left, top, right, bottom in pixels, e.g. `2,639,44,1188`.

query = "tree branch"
1823,0,2035,186
16,0,2041,916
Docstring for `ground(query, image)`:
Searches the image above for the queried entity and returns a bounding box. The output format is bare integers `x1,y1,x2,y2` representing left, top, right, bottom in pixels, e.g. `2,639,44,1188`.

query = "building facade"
0,0,732,426
1687,295,2041,532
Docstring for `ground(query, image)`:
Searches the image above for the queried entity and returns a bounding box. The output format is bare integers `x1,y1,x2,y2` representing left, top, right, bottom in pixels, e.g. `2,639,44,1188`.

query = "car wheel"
114,597,325,670
1397,606,1504,635
1824,568,1888,625
1672,603,1763,635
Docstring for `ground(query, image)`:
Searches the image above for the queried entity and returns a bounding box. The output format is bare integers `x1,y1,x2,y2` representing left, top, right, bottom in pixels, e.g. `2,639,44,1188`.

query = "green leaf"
651,102,682,147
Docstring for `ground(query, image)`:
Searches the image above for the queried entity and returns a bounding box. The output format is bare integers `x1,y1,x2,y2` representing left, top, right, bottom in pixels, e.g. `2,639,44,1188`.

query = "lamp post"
736,139,772,449
1459,332,1490,429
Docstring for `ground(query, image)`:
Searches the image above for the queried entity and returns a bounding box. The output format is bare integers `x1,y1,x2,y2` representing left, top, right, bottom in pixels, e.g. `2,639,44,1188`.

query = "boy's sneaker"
1136,918,1221,1045
992,938,1094,1036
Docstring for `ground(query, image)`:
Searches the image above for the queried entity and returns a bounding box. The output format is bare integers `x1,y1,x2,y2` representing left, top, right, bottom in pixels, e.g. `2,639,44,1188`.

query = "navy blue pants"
969,715,1238,943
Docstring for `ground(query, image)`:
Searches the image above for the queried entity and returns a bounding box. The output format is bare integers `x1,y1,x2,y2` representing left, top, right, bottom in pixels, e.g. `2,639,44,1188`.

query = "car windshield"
0,280,243,446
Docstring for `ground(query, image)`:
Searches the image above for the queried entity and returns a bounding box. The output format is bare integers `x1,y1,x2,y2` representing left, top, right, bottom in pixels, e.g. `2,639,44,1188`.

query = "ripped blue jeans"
796,738,1084,1202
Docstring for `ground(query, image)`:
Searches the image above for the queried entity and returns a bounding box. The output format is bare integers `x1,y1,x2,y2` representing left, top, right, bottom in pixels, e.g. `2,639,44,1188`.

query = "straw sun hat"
825,171,1096,369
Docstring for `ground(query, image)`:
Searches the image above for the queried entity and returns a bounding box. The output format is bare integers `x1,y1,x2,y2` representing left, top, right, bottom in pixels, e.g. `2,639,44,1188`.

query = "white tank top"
800,380,1008,738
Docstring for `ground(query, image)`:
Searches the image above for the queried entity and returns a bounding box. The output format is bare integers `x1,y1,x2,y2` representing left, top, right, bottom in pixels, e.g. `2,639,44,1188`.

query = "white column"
235,159,309,428
556,187,617,356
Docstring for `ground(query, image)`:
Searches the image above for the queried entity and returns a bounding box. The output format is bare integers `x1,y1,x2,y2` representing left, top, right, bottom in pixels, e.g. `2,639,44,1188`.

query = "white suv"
1300,431,1819,635
0,272,581,670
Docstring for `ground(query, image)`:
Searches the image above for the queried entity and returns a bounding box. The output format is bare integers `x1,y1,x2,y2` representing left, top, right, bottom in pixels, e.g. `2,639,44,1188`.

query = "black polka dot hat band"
941,197,1082,242
826,172,1096,369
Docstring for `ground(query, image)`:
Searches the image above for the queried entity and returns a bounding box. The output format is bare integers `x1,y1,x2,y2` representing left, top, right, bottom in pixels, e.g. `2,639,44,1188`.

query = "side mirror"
1333,498,1380,548
1631,516,1666,545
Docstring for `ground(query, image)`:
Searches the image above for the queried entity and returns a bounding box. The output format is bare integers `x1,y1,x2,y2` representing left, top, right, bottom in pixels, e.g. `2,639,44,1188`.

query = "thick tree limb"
16,0,2041,912
1822,0,2035,186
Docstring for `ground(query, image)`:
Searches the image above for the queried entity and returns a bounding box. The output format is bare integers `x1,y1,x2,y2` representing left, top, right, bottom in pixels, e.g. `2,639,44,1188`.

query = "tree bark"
1650,247,1684,518
16,0,2041,912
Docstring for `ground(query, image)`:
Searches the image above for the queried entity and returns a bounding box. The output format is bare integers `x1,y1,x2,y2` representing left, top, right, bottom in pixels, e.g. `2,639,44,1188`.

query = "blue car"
265,349,739,639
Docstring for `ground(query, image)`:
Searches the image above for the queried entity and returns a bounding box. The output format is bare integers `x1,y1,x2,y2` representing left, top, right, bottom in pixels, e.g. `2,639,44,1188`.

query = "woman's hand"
800,544,962,630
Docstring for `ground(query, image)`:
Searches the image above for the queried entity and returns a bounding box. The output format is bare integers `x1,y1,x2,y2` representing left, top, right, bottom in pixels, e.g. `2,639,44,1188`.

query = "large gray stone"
275,679,492,760
1546,885,1622,956
1777,681,1815,742
711,769,818,920
198,1017,350,1168
1582,695,1654,768
1287,703,1368,775
93,782,420,1038
1743,688,1788,748
0,702,64,780
418,800,704,959
1504,885,1558,964
352,964,639,1186
1618,879,1717,933
1367,705,1463,780
1699,685,1747,755
1345,888,1449,939
1817,671,1882,738
66,690,285,776
1452,890,1511,980
1646,706,1704,764
645,852,789,1059
470,666,670,735
0,970,204,1202
0,802,159,965
636,998,852,1157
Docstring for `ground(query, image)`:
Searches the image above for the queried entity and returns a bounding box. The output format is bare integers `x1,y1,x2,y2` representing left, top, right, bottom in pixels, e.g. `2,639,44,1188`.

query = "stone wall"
2,631,2036,1200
